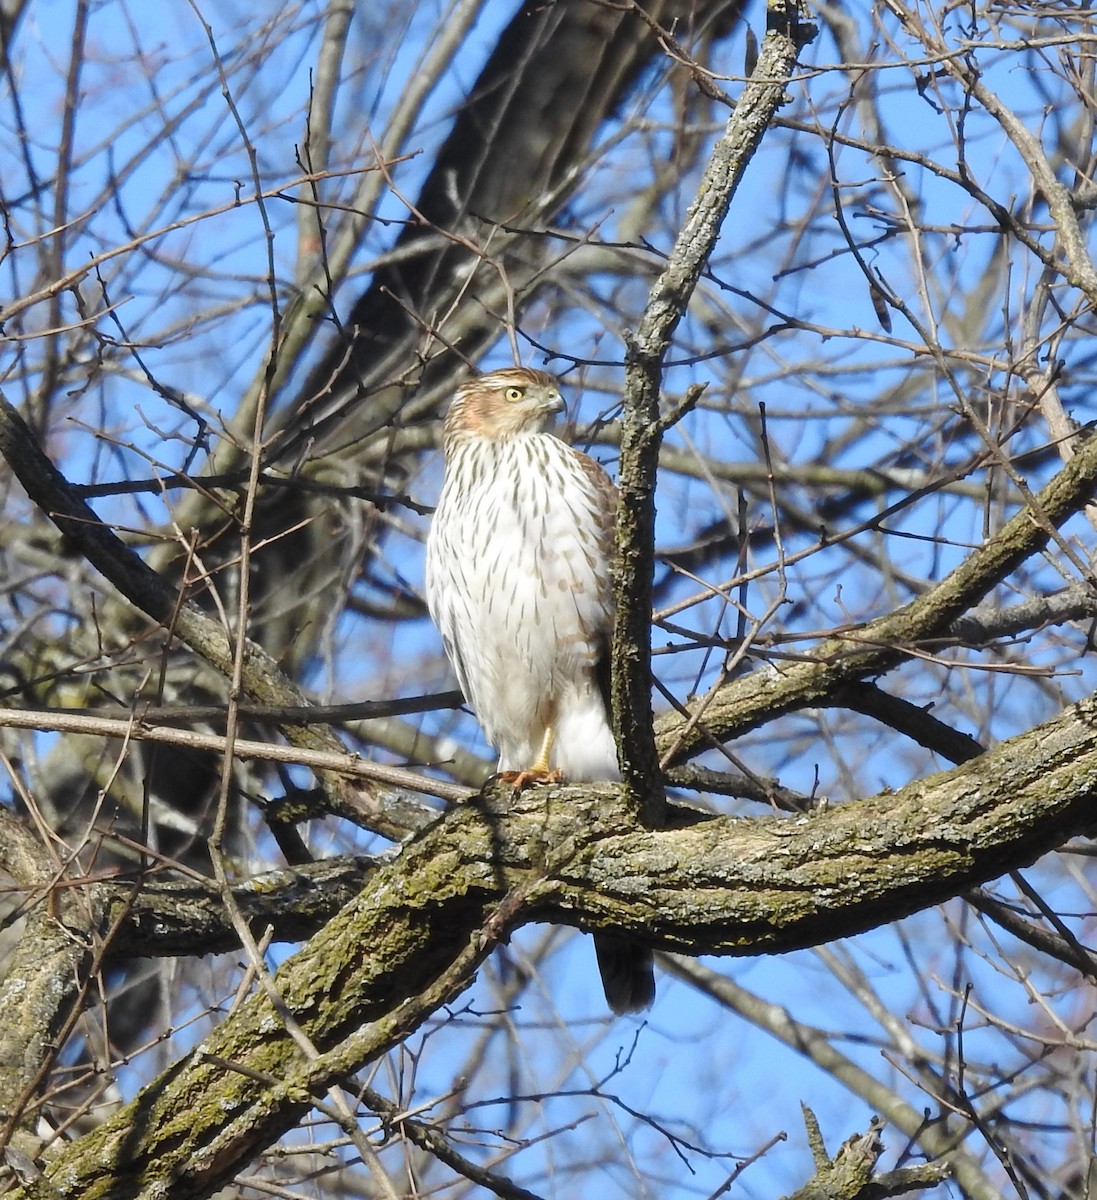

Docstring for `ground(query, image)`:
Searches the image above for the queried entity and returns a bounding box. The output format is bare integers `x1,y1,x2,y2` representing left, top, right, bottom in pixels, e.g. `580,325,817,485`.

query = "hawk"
425,366,655,1013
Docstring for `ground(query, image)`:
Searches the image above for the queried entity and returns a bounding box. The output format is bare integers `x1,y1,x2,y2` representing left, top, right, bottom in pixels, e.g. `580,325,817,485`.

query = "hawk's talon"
497,767,564,792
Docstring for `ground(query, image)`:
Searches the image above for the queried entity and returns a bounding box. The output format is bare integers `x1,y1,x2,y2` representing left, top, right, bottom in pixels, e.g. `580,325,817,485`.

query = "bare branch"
613,0,817,819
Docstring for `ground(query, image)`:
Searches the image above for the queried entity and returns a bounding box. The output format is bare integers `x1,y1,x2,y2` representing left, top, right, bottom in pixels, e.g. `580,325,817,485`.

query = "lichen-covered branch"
780,1109,949,1200
12,687,1097,1199
612,0,815,818
0,811,101,1159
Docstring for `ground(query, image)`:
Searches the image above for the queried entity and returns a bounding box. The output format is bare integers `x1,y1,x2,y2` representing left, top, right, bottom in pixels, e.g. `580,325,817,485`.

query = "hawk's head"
444,367,565,444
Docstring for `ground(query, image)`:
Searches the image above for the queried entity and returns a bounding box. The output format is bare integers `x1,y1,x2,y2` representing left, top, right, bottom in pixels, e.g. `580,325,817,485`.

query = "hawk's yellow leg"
501,725,563,791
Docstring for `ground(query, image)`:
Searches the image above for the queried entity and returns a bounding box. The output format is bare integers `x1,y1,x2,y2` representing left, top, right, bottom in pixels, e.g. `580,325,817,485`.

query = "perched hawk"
425,366,655,1013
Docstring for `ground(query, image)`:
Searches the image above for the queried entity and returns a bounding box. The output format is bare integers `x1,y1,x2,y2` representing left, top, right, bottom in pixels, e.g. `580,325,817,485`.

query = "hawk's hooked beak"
539,391,565,417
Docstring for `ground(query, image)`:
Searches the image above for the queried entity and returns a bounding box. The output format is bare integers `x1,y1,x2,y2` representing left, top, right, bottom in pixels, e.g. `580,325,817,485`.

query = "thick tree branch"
96,858,376,961
0,811,101,1160
13,688,1097,1199
613,0,815,818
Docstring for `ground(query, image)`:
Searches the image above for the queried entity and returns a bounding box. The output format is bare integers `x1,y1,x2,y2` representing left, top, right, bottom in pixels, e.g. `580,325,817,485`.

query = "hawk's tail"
594,933,655,1014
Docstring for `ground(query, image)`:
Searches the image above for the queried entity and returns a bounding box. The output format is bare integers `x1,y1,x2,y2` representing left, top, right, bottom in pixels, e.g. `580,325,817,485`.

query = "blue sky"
3,1,1097,1195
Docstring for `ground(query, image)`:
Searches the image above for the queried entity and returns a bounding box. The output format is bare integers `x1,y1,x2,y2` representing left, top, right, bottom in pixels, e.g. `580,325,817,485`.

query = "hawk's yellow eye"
504,387,524,402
